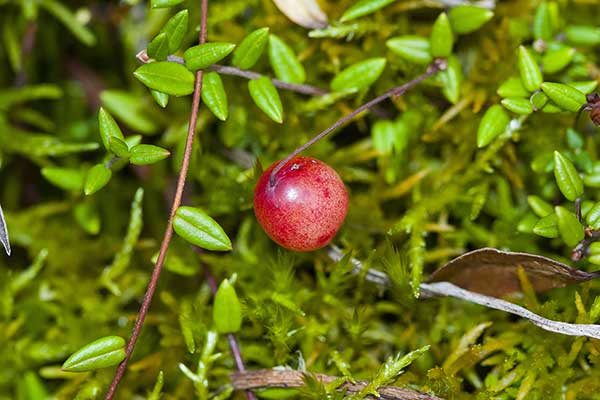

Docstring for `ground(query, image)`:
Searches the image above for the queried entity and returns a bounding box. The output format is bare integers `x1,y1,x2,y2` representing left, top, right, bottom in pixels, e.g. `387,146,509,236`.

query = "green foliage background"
1,0,600,398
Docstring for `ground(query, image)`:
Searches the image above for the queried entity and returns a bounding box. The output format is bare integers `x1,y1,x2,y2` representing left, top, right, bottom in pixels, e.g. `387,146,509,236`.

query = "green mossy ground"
1,0,600,399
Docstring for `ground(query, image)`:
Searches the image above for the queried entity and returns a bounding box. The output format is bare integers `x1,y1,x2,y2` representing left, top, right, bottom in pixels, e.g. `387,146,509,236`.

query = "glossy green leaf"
98,107,125,151
232,27,269,69
518,46,543,92
147,32,170,61
554,151,583,201
3,19,21,72
129,144,170,165
159,9,189,53
173,206,232,251
84,164,112,196
497,77,529,98
586,202,600,230
555,206,584,247
517,213,538,234
134,62,195,96
501,98,533,115
565,25,600,46
448,6,494,34
248,76,283,123
40,0,96,46
533,2,552,41
340,0,396,22
151,90,169,108
476,105,510,148
268,34,306,84
330,58,386,92
430,13,453,57
533,213,559,238
184,42,236,71
202,72,228,121
541,82,586,112
151,0,185,8
109,136,130,158
527,195,553,217
542,101,562,113
100,90,159,134
530,91,549,110
440,55,462,104
213,279,242,333
541,47,575,74
386,36,431,65
569,81,598,95
62,336,126,372
41,167,84,192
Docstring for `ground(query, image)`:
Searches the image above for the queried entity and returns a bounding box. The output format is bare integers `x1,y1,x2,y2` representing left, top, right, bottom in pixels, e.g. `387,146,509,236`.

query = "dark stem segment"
103,1,209,398
268,58,448,186
161,55,328,96
204,266,257,400
571,229,600,261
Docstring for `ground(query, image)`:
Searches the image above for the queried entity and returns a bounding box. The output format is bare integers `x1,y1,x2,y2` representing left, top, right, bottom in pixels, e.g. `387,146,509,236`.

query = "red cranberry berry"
253,156,349,251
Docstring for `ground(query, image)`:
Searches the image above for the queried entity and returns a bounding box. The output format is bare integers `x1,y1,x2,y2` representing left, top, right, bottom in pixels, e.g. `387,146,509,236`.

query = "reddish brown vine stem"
268,58,448,186
103,1,209,398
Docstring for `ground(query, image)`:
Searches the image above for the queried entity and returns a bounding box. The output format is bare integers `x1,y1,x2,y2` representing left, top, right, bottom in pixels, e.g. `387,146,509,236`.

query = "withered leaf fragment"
428,247,600,297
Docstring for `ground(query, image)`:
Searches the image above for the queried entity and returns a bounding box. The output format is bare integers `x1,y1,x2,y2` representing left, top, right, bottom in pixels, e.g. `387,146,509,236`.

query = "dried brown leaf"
428,247,600,297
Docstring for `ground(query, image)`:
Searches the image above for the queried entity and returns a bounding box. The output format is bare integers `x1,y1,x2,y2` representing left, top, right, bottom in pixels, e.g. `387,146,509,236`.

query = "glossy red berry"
253,156,349,251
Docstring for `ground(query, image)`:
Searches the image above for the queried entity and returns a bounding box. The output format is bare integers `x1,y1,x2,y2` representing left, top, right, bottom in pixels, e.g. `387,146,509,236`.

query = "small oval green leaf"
541,82,587,112
541,47,575,74
430,13,453,57
98,107,125,151
147,32,170,61
565,25,600,46
134,62,195,96
232,27,270,69
386,36,432,65
84,164,112,196
248,76,283,123
62,336,126,372
184,42,236,71
330,57,386,92
173,206,232,251
586,202,600,230
130,144,170,165
533,213,559,238
554,151,583,201
555,206,584,247
159,9,189,53
151,90,169,108
497,77,529,98
109,136,130,158
533,2,552,41
268,34,306,84
527,195,554,217
501,97,533,115
448,6,494,34
476,104,510,148
202,72,228,121
339,0,396,22
213,279,242,334
569,81,598,95
41,167,84,192
440,55,462,104
518,46,543,92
